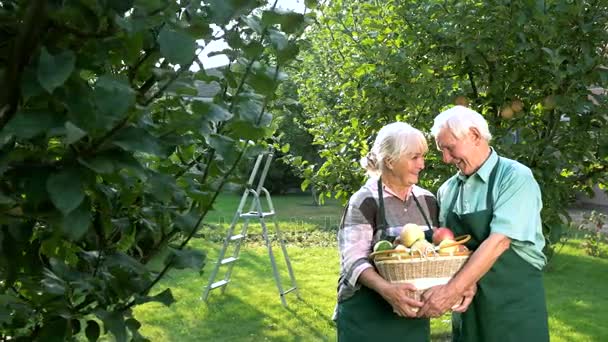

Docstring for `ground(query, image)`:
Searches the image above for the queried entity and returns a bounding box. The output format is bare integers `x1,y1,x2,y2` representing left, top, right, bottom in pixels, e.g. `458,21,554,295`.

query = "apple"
432,227,455,245
454,96,469,107
500,106,514,119
400,223,425,247
543,95,556,110
511,99,524,113
438,239,458,254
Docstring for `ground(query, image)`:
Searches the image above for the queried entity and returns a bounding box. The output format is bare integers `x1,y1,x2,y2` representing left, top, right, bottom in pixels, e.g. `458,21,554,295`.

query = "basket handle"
437,234,471,249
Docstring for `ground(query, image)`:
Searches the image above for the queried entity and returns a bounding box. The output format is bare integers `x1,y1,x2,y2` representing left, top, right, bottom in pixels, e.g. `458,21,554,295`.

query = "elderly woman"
334,122,439,342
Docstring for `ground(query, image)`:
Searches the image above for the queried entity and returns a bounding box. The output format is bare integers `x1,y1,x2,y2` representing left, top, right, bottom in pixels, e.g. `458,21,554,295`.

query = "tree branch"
0,0,48,129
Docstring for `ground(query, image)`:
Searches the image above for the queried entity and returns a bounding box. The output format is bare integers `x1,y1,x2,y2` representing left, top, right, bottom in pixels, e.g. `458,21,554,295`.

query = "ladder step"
230,234,245,241
240,211,274,218
209,280,229,290
220,257,238,265
281,287,297,296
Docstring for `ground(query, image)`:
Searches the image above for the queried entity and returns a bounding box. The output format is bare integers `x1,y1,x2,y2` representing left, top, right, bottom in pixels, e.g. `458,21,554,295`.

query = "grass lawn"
134,194,608,341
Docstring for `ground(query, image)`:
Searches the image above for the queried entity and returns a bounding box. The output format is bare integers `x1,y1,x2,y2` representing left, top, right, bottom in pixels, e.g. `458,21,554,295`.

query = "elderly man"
418,106,549,342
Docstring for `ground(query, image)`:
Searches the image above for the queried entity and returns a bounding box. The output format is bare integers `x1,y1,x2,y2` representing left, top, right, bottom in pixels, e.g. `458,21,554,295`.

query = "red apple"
432,227,455,245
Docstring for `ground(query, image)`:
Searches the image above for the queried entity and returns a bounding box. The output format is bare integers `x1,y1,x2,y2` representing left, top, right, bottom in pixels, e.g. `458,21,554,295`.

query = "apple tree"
292,0,608,257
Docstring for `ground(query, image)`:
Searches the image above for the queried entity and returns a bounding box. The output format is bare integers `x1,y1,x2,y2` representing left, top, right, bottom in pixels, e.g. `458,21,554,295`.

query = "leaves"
47,168,85,215
157,27,197,65
62,199,92,241
167,248,206,270
65,121,87,144
112,126,164,156
0,0,309,339
94,75,135,125
85,320,101,342
3,110,58,139
37,48,76,93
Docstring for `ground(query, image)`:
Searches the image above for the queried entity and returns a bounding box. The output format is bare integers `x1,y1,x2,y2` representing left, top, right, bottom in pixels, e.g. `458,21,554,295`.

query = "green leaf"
167,248,206,270
96,310,127,342
207,134,238,164
261,10,305,34
37,316,69,342
37,47,75,93
304,0,318,8
281,143,290,153
62,199,91,241
106,0,134,13
47,168,85,215
65,121,87,144
78,154,115,174
157,27,196,65
41,268,67,295
139,288,175,307
268,29,288,51
94,75,135,123
85,320,100,342
4,110,56,139
0,190,15,205
146,173,176,202
112,126,163,156
191,101,234,124
173,211,200,233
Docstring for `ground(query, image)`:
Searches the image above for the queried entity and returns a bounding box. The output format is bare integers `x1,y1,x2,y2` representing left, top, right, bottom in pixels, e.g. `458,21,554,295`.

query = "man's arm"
417,233,510,317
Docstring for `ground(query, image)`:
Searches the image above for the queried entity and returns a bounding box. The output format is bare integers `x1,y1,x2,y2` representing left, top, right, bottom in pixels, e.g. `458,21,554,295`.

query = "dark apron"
447,158,549,342
336,179,431,342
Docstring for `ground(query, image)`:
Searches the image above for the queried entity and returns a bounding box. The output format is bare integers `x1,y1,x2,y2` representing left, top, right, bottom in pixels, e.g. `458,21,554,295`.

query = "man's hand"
417,284,463,317
452,283,477,313
380,283,423,318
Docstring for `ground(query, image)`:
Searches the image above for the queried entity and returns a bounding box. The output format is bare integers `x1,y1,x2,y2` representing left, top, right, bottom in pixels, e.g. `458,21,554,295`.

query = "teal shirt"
437,149,547,270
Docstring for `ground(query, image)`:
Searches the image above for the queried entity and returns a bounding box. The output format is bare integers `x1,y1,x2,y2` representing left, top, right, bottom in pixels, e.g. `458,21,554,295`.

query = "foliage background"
292,0,608,258
0,0,313,340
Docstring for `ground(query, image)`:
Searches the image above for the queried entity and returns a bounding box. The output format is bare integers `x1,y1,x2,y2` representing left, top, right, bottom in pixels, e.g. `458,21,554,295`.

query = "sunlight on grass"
133,195,608,341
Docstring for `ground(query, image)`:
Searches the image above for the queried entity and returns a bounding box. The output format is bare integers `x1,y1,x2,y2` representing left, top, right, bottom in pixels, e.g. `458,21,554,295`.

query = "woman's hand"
379,283,423,318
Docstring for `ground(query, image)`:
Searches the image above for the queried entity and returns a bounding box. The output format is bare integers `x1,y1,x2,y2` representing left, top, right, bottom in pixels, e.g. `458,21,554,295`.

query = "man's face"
436,128,480,176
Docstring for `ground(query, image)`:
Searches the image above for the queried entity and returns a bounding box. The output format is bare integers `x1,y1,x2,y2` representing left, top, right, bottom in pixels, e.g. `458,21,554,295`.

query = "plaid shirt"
336,177,439,305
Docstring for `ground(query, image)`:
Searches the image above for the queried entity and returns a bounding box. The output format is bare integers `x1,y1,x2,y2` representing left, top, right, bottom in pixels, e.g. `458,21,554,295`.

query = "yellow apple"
500,106,514,119
400,223,425,247
438,239,458,254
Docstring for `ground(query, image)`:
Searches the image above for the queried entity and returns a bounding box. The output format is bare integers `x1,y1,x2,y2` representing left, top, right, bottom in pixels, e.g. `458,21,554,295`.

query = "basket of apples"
370,224,471,301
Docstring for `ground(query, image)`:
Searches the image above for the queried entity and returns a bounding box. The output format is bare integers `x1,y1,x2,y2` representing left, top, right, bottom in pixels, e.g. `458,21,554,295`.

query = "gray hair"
430,105,492,141
360,122,428,177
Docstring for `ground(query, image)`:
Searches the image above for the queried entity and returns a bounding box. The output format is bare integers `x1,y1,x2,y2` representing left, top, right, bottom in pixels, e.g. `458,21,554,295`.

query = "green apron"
336,179,430,342
337,287,429,341
447,158,549,342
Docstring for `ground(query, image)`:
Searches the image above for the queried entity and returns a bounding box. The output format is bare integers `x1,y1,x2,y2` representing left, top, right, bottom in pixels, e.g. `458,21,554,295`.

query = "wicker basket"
370,235,471,301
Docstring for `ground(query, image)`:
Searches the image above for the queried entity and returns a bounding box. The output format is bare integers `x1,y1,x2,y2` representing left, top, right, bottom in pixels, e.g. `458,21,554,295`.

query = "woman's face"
386,151,425,186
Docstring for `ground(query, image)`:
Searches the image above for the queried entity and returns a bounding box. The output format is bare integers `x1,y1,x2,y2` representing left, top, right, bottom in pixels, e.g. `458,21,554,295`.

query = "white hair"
430,105,492,141
360,122,428,177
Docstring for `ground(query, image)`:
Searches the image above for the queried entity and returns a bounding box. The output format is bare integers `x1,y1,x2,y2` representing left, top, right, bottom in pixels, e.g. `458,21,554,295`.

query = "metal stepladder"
202,151,300,307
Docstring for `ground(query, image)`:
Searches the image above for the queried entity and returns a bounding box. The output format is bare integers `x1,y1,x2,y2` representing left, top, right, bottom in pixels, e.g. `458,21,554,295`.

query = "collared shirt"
336,177,438,303
437,148,547,270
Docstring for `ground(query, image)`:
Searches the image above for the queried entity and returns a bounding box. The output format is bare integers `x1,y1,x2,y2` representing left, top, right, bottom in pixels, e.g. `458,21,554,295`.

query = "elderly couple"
335,106,549,342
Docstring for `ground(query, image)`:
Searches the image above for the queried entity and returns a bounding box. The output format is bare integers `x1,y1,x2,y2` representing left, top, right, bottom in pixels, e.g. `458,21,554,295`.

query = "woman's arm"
359,268,423,317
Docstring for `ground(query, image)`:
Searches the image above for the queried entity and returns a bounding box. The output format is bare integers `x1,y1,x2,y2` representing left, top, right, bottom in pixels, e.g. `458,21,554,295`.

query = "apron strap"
446,157,502,215
412,192,434,231
376,178,388,240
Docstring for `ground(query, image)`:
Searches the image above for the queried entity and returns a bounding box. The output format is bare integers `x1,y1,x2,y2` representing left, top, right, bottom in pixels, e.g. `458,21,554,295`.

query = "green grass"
133,194,608,341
